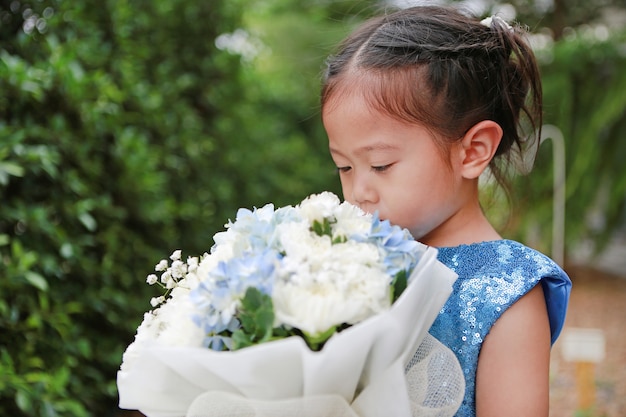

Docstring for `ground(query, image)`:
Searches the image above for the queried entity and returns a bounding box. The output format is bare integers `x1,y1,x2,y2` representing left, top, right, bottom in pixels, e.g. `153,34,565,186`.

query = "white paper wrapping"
117,247,461,417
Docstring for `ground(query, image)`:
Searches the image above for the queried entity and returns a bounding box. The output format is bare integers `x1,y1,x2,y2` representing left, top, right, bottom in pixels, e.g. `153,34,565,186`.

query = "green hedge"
0,1,340,415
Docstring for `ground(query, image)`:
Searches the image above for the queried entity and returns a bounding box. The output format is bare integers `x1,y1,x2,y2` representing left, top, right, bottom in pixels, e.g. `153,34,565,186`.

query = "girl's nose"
351,172,378,207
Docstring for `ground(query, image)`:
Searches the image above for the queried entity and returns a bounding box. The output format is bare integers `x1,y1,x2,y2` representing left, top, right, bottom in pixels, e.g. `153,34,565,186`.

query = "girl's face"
323,93,469,246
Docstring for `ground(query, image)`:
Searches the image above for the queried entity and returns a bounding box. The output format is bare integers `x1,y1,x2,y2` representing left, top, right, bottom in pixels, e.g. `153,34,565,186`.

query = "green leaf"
311,217,334,237
15,390,31,414
60,243,74,259
24,272,49,292
0,161,25,185
332,235,347,244
302,325,338,351
78,212,97,232
231,287,276,349
391,269,408,303
231,329,253,349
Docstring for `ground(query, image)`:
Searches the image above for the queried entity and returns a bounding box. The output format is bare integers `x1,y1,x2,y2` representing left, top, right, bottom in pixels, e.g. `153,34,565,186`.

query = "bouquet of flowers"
117,192,464,417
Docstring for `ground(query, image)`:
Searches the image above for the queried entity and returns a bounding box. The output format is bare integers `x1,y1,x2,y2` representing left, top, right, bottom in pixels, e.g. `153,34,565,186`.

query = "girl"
321,5,571,417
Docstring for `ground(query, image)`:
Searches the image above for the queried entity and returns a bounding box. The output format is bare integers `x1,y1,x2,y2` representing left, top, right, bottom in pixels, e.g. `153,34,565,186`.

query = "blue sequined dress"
429,239,572,417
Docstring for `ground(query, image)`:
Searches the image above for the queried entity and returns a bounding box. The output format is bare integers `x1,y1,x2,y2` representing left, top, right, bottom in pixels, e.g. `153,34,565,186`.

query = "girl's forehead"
323,66,434,119
324,93,435,141
322,87,428,137
322,90,370,117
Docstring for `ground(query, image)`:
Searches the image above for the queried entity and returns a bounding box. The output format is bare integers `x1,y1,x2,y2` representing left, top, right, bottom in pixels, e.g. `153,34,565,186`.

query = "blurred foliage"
474,0,625,39
460,0,626,257
0,0,347,415
508,27,626,257
0,0,625,415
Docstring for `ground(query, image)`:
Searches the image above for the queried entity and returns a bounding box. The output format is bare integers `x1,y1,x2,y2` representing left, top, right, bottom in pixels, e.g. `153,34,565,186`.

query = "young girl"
321,5,571,417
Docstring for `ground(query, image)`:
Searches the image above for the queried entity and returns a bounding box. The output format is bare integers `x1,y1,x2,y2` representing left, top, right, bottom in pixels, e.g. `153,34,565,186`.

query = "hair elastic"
480,15,514,31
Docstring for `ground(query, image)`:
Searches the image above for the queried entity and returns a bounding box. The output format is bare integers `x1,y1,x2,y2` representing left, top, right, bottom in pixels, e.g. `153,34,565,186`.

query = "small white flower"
170,260,187,279
187,256,199,273
155,259,169,271
150,296,165,307
160,269,172,284
146,274,158,285
170,250,182,261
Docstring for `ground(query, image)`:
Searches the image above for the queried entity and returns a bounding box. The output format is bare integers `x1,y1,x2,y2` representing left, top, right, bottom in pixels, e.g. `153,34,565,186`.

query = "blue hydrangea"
190,249,281,350
366,214,422,278
216,204,301,254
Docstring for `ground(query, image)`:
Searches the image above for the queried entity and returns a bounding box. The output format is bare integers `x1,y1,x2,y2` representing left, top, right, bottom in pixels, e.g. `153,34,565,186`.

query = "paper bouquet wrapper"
117,247,461,417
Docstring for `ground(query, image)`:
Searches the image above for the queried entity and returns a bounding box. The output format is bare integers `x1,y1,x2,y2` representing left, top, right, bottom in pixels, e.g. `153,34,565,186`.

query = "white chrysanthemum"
297,191,341,223
273,239,390,336
332,201,371,238
276,221,331,261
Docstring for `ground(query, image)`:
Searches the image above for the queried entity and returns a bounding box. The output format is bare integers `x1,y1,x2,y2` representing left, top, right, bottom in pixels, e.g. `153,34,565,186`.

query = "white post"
540,125,566,267
560,328,606,410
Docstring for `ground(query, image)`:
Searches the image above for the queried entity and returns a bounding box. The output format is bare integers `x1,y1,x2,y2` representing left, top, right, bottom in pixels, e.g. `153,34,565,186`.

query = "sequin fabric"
429,239,571,417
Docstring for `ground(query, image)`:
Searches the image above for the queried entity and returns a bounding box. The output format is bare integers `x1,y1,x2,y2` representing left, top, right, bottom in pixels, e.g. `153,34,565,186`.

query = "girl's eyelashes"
335,164,392,173
371,164,392,172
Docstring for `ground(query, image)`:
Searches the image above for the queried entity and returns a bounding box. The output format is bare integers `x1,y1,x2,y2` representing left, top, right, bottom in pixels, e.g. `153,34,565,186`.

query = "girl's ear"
458,120,503,179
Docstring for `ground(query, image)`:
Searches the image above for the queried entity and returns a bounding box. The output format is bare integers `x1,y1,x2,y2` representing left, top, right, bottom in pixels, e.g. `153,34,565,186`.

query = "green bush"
0,1,340,415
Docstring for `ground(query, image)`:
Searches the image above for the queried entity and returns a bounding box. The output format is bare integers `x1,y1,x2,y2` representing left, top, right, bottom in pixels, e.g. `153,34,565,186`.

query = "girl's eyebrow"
354,142,400,156
329,142,400,157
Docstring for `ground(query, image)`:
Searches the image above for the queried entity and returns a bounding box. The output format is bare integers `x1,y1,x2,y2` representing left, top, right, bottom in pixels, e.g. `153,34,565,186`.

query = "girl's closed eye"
336,166,352,173
371,164,392,173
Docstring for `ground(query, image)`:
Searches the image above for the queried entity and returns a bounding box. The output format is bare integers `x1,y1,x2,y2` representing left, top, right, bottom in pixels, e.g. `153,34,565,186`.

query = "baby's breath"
150,296,165,307
155,259,168,271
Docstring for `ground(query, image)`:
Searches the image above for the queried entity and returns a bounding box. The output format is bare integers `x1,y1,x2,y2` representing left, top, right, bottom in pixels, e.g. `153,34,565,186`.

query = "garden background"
1,0,625,416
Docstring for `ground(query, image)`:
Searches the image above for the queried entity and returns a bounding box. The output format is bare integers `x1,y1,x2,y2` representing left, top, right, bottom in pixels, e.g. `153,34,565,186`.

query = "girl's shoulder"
435,239,565,280
435,239,572,344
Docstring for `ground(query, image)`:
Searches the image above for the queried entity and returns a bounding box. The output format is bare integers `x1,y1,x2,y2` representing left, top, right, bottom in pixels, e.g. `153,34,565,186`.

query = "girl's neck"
419,201,501,248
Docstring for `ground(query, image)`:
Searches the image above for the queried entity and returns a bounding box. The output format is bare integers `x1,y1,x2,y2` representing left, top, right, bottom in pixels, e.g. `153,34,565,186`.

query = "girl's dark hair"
321,5,542,185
